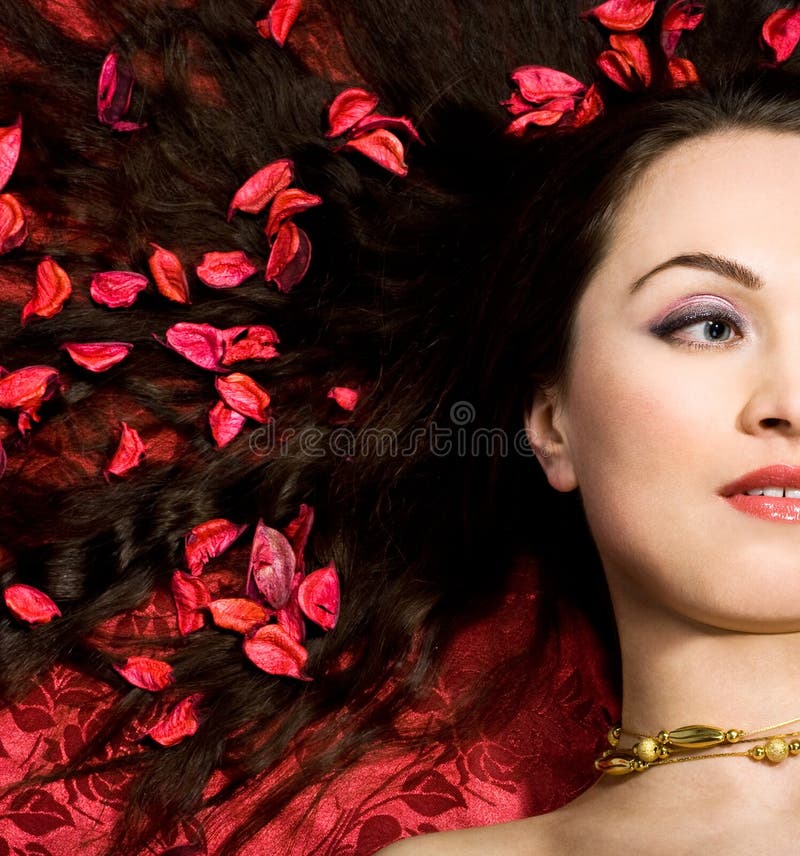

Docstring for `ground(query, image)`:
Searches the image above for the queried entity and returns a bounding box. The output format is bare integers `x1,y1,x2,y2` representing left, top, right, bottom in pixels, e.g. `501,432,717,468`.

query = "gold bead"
666,725,726,749
765,737,789,763
607,727,621,748
595,752,637,775
657,730,670,744
749,746,766,761
634,737,660,763
789,741,800,756
725,729,742,743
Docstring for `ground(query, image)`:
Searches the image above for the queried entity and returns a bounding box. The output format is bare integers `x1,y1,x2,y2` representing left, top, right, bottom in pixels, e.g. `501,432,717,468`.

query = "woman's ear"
524,384,579,492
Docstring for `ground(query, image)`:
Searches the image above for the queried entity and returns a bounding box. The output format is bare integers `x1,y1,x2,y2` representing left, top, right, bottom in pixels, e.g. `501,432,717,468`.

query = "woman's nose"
739,339,800,437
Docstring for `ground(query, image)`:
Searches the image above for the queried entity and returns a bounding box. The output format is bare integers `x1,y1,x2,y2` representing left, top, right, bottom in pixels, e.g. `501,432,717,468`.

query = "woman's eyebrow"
629,252,765,294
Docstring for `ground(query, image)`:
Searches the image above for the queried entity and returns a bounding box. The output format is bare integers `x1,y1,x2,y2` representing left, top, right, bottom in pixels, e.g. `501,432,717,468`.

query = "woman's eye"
650,308,744,350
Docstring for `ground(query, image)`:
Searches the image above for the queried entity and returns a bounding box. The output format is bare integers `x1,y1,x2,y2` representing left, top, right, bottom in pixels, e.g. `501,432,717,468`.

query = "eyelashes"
649,304,745,351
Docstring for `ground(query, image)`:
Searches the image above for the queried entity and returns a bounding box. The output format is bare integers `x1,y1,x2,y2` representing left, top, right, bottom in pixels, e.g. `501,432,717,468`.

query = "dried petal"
227,158,294,221
184,518,247,576
264,188,323,240
60,341,133,372
502,92,536,116
104,421,146,479
171,570,211,636
327,386,359,411
208,598,271,634
510,66,586,104
351,113,423,143
276,577,306,644
4,583,61,624
242,623,310,680
215,373,271,423
0,365,60,430
569,84,605,128
22,257,72,324
112,656,174,691
273,226,311,293
148,243,190,304
248,519,296,609
283,503,314,571
761,8,800,64
341,128,408,176
0,116,22,192
326,87,380,138
146,694,203,746
97,51,145,130
596,34,652,91
90,270,149,308
208,400,247,448
505,103,577,137
666,56,701,88
297,561,339,631
196,251,259,288
579,0,657,31
660,1,704,58
221,325,280,365
257,0,303,47
0,194,28,255
164,322,226,371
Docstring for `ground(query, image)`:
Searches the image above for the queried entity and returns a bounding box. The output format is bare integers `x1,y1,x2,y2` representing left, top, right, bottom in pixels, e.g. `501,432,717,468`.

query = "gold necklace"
595,715,800,775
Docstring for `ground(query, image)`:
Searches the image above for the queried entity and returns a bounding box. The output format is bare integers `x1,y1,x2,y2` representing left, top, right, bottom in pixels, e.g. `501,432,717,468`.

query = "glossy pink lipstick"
720,464,800,522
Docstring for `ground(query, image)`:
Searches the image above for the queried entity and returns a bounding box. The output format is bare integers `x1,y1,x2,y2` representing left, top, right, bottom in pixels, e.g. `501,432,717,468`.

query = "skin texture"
379,129,800,854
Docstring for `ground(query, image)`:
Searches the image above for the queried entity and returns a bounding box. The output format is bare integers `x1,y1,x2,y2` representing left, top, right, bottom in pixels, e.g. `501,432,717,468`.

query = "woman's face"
527,128,800,632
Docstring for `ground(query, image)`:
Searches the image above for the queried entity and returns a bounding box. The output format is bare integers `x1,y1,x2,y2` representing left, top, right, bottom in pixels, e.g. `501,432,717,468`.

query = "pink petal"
596,34,652,91
297,561,339,631
0,116,22,192
242,624,310,680
660,1,704,58
579,0,657,31
21,257,72,324
247,519,296,609
276,580,306,644
104,421,146,479
509,66,586,104
171,570,211,636
340,128,408,176
666,56,701,88
208,400,247,448
215,373,271,423
97,51,145,130
0,194,28,255
327,386,358,411
761,8,800,64
227,158,294,221
220,325,280,365
258,0,303,47
148,243,190,304
112,656,174,691
501,92,536,116
273,226,311,293
264,188,323,240
326,87,380,138
184,517,247,576
196,250,259,288
208,598,271,634
163,322,226,371
60,342,133,372
505,105,575,137
90,270,149,308
283,503,314,572
350,113,422,143
0,365,60,429
146,694,203,746
4,583,61,624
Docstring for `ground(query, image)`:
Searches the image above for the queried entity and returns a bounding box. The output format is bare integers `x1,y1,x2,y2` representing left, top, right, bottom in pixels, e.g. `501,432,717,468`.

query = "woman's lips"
723,494,800,522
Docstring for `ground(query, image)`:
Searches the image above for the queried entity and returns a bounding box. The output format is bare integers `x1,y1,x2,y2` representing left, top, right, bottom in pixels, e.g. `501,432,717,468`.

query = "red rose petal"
277,578,306,644
90,270,149,308
297,561,339,631
596,33,652,91
327,386,359,411
283,502,314,571
21,257,72,324
208,598,271,634
341,128,408,176
351,114,422,143
666,56,701,88
264,188,323,240
104,421,146,479
0,116,22,192
112,656,174,691
146,694,203,746
196,250,259,288
208,400,247,448
273,226,312,293
148,243,190,305
0,194,28,255
0,365,60,430
326,87,380,138
220,325,280,365
215,373,271,423
761,8,800,64
257,0,303,47
227,158,294,221
171,570,211,636
60,342,133,372
97,51,145,130
505,103,577,137
509,66,586,104
184,517,247,576
248,519,296,609
266,219,299,280
4,583,61,624
164,322,226,371
569,84,605,128
661,1,704,58
502,92,536,116
579,0,657,31
242,623,310,680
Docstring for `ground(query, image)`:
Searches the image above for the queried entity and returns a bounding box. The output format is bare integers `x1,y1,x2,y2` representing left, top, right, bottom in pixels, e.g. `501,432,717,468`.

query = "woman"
1,0,794,853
